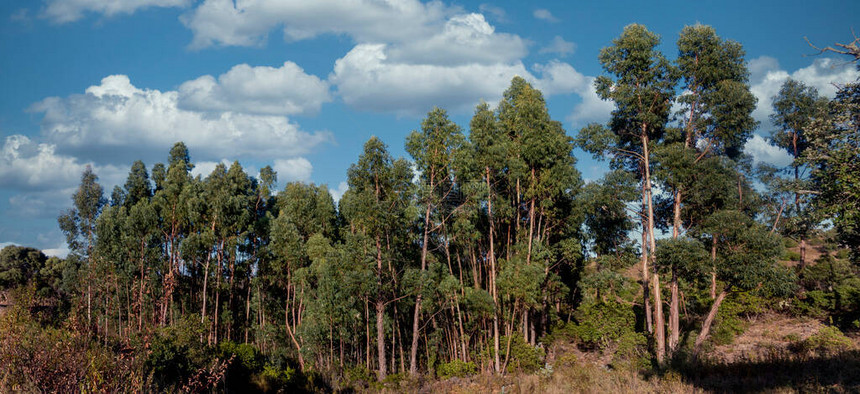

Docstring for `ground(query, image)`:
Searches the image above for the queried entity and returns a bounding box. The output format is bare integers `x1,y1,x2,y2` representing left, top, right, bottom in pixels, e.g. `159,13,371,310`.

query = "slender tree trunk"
285,299,305,371
643,132,665,364
486,167,501,374
694,289,729,355
642,193,653,334
376,236,387,381
669,188,681,353
410,203,432,375
668,269,680,352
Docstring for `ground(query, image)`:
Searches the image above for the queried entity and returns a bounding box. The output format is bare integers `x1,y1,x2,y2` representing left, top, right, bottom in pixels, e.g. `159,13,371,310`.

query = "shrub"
569,301,637,350
502,335,545,373
799,326,854,356
437,360,477,379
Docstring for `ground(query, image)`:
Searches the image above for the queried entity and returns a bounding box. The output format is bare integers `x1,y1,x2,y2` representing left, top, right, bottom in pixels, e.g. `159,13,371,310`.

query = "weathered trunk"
694,289,729,355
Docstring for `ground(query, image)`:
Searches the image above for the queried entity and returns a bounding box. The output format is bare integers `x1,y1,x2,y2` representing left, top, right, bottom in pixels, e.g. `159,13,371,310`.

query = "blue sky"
1,0,858,256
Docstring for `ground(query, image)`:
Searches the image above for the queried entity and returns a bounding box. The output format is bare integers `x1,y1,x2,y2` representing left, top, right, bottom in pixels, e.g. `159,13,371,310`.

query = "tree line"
1,23,858,391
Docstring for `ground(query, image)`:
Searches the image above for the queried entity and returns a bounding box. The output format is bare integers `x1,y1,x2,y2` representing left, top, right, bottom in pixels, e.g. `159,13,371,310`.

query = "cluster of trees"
1,23,857,391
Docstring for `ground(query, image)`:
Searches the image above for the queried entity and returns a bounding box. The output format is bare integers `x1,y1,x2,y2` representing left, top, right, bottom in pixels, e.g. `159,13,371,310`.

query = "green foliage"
798,326,855,355
568,301,638,351
502,335,545,374
436,360,477,379
145,315,212,390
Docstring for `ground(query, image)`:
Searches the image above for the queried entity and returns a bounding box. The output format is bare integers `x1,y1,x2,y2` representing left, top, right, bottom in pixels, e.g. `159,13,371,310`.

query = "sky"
0,0,858,257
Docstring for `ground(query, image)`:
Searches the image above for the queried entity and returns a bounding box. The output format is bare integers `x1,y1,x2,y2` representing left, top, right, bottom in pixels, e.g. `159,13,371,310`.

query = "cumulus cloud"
42,0,190,23
539,36,576,57
330,43,531,115
528,61,612,127
744,134,793,167
386,13,526,66
533,9,559,23
182,1,526,66
1,135,86,191
750,57,859,126
273,157,313,183
31,75,331,164
181,0,447,49
178,62,331,116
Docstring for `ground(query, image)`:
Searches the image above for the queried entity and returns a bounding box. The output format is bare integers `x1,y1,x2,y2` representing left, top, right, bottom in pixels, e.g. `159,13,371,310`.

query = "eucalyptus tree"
806,81,860,263
268,181,338,370
58,165,106,327
151,142,194,326
338,137,414,380
405,107,465,375
581,23,678,362
657,24,757,351
124,160,152,209
496,76,583,348
467,101,508,372
765,79,829,271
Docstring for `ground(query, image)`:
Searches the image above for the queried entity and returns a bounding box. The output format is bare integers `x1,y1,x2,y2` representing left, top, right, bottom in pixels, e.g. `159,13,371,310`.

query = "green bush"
569,301,637,350
799,326,854,355
711,293,766,346
144,316,212,390
502,335,545,374
437,360,477,379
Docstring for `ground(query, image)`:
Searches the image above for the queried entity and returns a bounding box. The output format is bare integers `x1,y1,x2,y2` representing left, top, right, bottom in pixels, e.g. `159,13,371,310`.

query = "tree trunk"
694,289,729,355
486,167,501,374
376,237,387,381
409,203,432,375
642,217,653,334
668,270,679,352
643,131,665,364
285,300,305,371
669,188,681,352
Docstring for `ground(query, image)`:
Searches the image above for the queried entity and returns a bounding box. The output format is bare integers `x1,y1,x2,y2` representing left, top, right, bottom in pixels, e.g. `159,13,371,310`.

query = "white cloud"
533,61,587,95
528,61,613,128
750,57,859,126
1,135,86,191
273,157,313,183
386,13,526,66
330,43,531,115
539,36,576,57
744,134,793,167
533,9,558,23
31,75,331,164
181,0,448,49
42,0,190,23
328,181,349,202
178,61,331,116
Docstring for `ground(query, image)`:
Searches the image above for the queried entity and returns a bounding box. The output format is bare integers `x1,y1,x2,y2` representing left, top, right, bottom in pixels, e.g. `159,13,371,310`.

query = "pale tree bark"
643,132,665,364
695,288,729,355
